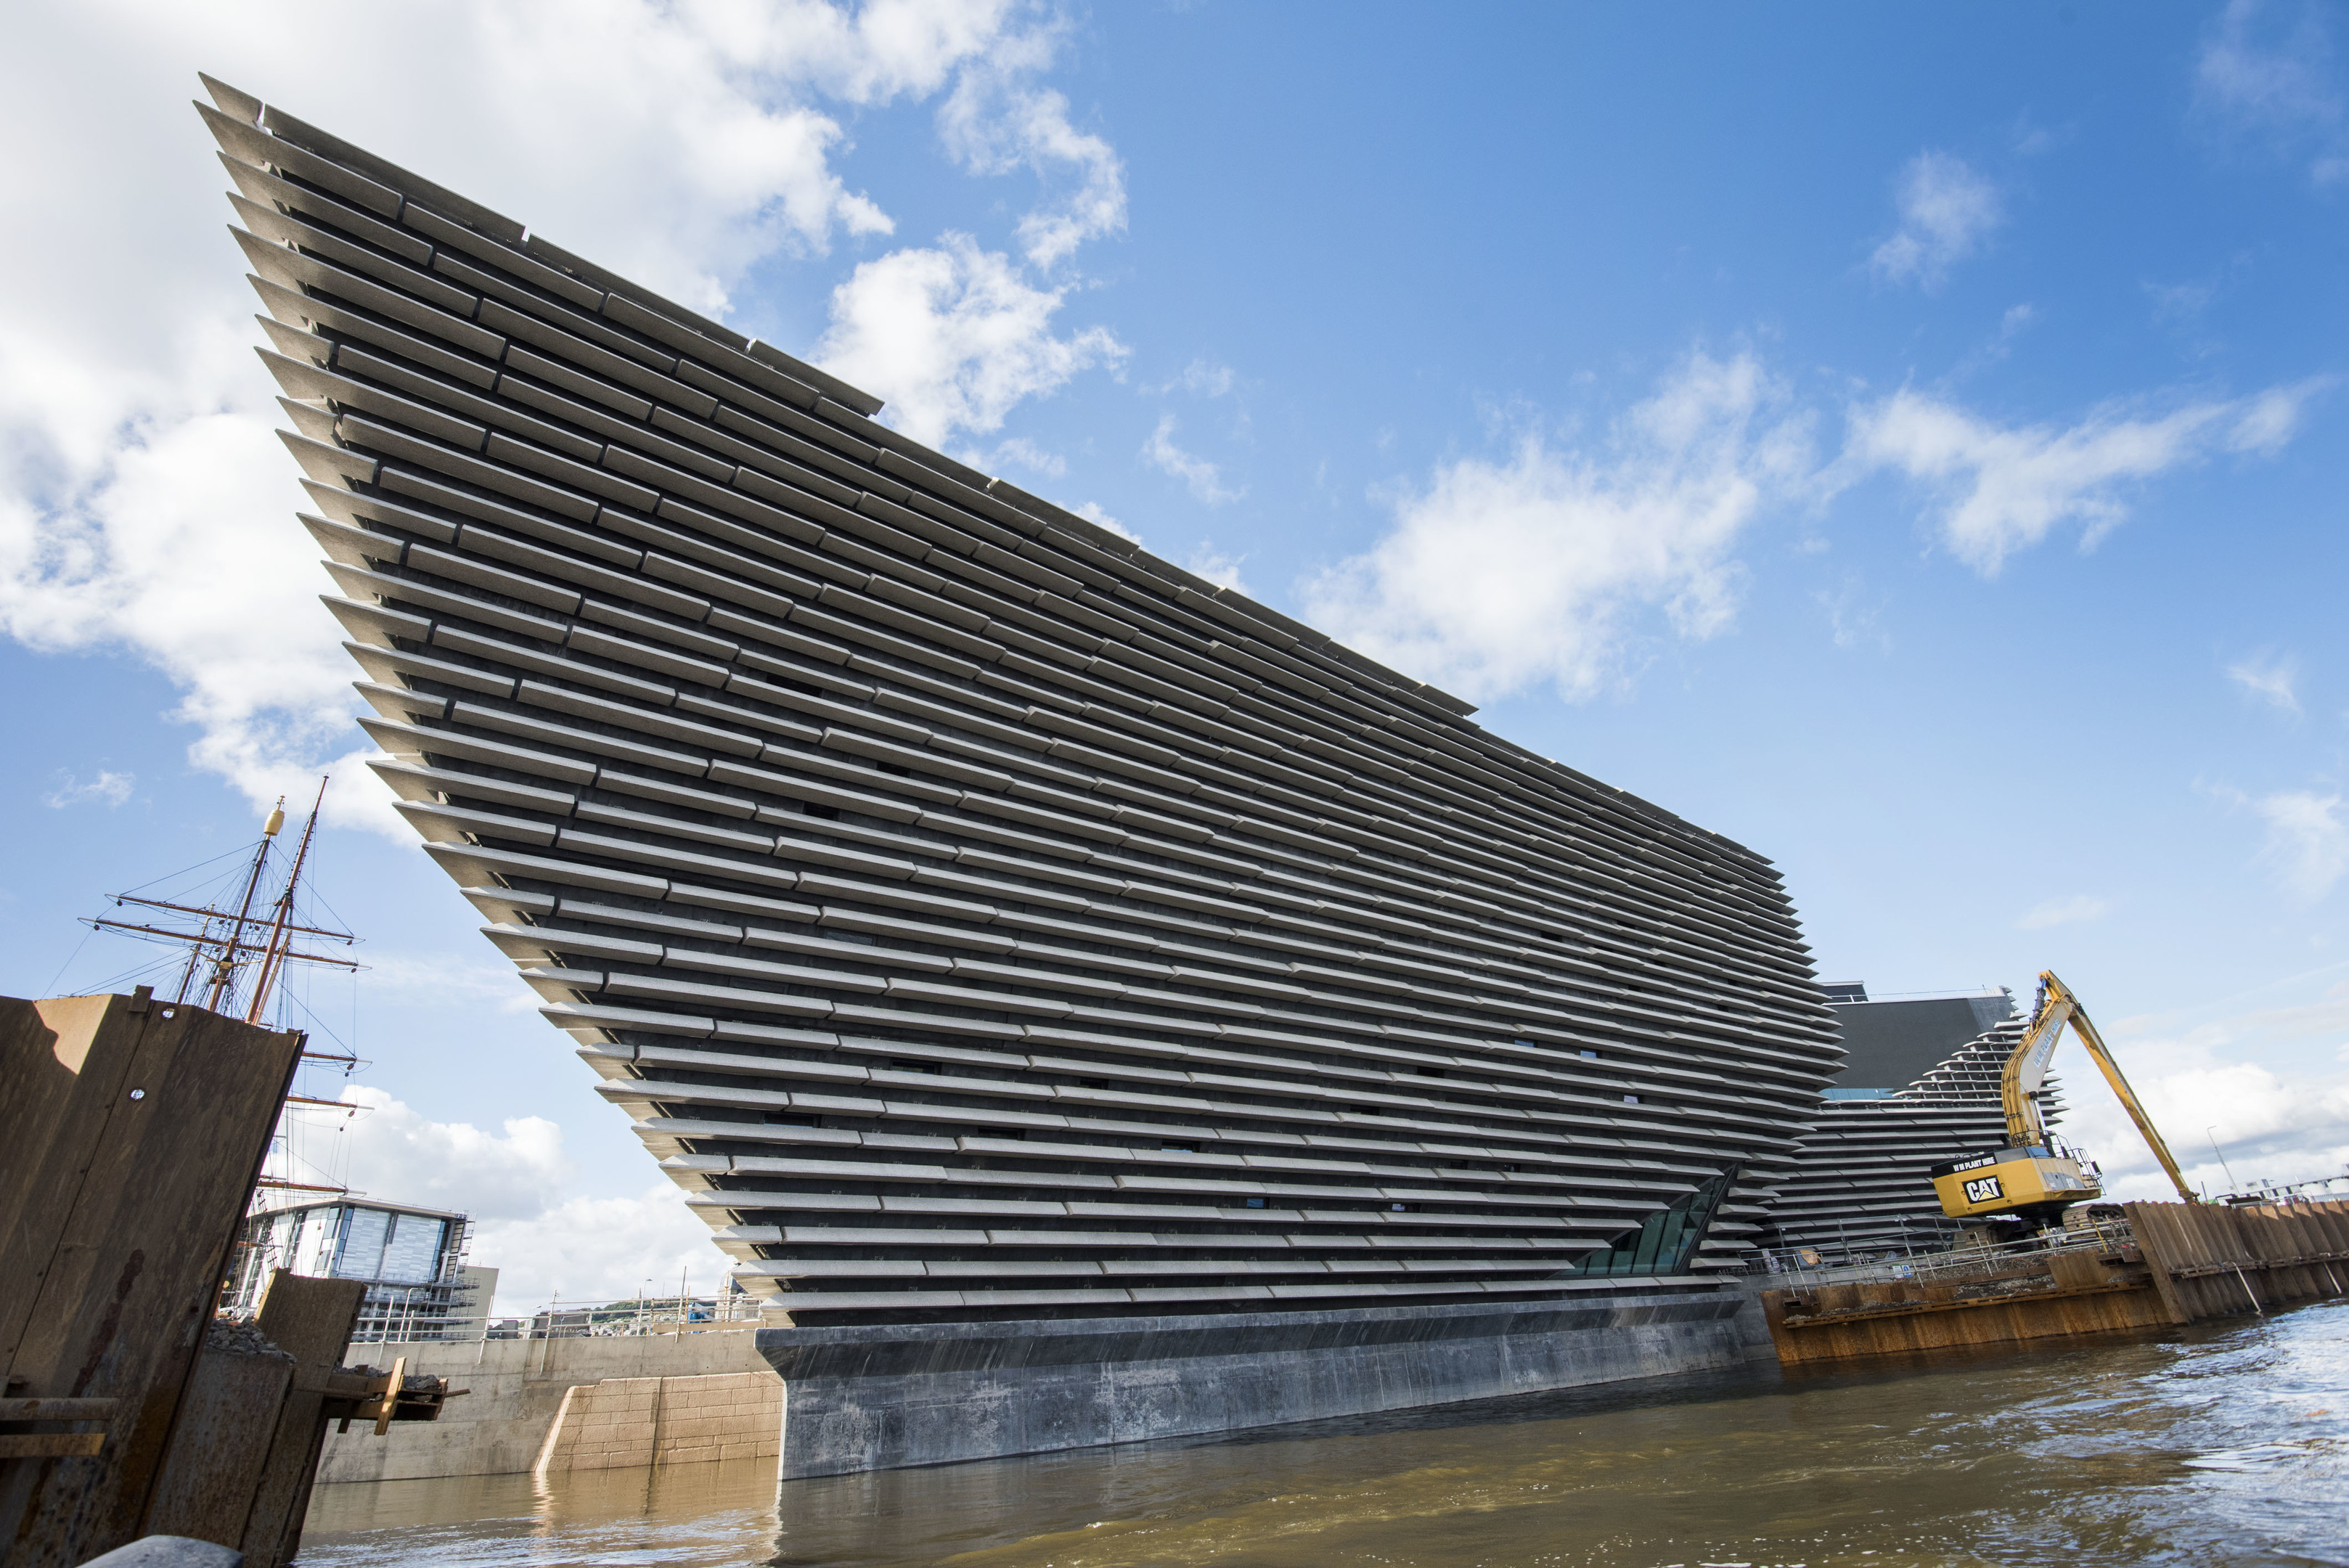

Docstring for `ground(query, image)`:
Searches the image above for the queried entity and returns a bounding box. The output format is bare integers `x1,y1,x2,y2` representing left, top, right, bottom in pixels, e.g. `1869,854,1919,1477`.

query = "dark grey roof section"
207,75,1845,1323
1826,991,2015,1091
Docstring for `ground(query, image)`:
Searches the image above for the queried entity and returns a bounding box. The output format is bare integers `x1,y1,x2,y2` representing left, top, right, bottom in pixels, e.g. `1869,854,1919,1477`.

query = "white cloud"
1815,575,1888,653
709,0,1016,108
1840,381,2323,575
938,36,1127,268
472,1185,721,1319
1182,544,1249,594
1074,500,1139,544
2225,381,2320,454
323,1087,714,1315
965,436,1066,478
2195,0,2348,184
42,769,135,809
1143,414,1243,505
2017,894,2112,931
814,13,1131,447
1302,351,1810,703
2147,278,2219,326
0,0,1052,832
2227,649,2301,714
1163,358,1236,399
815,234,1127,446
360,950,544,1014
1952,303,2038,379
332,1086,571,1221
1870,152,2003,288
2054,984,2349,1201
2067,1058,2349,1202
2255,790,2349,903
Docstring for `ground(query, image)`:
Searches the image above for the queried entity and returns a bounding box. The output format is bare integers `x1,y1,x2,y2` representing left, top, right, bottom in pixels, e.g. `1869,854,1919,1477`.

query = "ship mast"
81,778,364,1199
195,796,286,1010
245,778,328,1024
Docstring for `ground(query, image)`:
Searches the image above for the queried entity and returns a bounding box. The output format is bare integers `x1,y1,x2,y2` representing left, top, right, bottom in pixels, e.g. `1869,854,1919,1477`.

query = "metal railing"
1750,1220,2136,1289
228,1288,764,1345
507,1291,762,1339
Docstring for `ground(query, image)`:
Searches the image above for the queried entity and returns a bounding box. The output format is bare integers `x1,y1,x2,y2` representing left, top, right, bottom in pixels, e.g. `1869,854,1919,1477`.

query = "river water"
301,1301,2348,1567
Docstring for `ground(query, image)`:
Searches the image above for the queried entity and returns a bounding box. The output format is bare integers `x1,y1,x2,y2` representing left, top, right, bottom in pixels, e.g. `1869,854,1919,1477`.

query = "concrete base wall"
758,1285,1754,1479
315,1331,772,1484
534,1371,784,1474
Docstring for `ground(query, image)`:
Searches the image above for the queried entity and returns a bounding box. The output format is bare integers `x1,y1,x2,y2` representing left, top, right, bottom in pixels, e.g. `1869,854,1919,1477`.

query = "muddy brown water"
300,1299,2348,1567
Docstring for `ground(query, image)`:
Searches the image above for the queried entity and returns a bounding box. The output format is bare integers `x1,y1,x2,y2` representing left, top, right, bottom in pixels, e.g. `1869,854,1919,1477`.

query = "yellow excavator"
1929,969,2198,1228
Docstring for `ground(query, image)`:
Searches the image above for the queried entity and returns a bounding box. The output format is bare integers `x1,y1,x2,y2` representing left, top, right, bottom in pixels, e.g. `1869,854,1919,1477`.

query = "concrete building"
1769,985,2065,1259
226,1197,478,1342
203,75,1842,1470
452,1265,500,1340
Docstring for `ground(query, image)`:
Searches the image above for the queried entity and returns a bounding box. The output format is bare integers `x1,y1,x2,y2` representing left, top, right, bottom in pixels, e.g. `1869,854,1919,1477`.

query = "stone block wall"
316,1330,773,1484
533,1371,783,1474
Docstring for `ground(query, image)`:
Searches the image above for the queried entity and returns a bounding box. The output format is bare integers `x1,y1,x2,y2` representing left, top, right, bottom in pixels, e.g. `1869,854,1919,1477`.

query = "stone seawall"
534,1371,783,1474
315,1331,772,1485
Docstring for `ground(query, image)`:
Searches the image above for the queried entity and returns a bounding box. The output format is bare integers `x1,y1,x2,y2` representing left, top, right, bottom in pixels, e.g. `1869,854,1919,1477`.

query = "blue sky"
4,1,2344,1309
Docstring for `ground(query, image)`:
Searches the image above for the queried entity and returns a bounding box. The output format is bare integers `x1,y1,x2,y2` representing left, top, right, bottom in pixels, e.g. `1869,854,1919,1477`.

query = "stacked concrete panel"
205,77,1842,1326
1770,989,2068,1255
533,1371,783,1474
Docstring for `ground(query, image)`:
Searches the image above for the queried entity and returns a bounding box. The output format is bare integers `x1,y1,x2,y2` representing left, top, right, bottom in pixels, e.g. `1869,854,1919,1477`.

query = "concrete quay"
757,1283,1759,1478
315,1331,772,1484
311,1283,1767,1483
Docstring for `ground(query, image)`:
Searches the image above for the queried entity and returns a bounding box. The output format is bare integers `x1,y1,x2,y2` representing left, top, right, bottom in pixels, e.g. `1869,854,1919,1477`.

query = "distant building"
452,1265,499,1340
226,1198,477,1342
1767,985,2064,1259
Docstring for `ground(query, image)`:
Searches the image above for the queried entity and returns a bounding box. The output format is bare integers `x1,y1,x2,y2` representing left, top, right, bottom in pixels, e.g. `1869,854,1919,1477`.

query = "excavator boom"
2049,976,2197,1204
1934,968,2198,1222
2001,981,2072,1146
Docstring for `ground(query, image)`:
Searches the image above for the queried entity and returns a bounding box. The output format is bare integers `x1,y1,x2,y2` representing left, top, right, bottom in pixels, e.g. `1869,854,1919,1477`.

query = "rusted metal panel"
0,1404,115,1424
0,991,303,1568
2124,1202,2196,1326
1769,1204,2349,1370
237,1273,364,1568
1762,1280,2171,1365
139,1350,293,1546
0,995,120,1361
0,1442,103,1463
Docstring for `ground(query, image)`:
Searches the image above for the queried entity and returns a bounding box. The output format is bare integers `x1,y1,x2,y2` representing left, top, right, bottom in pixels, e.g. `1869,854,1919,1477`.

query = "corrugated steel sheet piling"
2126,1199,2349,1323
1761,1199,2349,1365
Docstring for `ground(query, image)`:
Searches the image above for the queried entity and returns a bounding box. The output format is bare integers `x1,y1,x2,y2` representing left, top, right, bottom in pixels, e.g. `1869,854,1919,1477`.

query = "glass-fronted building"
226,1198,476,1341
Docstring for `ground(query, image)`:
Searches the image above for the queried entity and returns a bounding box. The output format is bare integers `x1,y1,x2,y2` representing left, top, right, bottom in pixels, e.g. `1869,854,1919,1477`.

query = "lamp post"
2207,1127,2241,1195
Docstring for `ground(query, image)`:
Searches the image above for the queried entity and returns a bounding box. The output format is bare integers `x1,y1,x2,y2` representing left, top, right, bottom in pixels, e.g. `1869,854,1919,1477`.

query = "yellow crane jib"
1929,969,2197,1225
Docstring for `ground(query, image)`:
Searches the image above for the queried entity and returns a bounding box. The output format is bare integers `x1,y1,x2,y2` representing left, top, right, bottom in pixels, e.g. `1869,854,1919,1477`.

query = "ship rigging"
81,777,367,1197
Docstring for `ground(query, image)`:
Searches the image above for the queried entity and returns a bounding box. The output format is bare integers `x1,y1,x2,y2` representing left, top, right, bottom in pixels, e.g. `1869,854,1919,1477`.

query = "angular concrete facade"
205,77,1841,1339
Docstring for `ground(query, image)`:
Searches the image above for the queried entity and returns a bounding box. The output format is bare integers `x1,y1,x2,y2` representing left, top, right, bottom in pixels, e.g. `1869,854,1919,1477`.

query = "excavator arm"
2001,979,2072,1146
2017,971,2198,1204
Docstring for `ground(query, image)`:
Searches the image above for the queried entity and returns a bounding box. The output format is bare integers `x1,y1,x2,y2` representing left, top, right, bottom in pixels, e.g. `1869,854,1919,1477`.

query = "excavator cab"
1931,970,2193,1228
1930,1144,2099,1226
